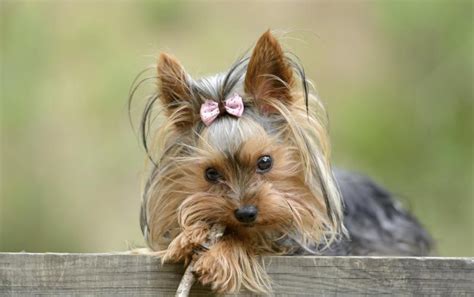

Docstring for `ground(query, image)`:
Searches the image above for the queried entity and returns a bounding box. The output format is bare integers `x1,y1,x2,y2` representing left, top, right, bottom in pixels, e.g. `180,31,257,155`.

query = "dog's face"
177,115,324,246
142,31,343,253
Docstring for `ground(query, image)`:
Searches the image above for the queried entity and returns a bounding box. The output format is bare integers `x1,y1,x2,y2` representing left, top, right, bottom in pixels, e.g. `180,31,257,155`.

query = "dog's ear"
245,31,294,109
157,53,196,129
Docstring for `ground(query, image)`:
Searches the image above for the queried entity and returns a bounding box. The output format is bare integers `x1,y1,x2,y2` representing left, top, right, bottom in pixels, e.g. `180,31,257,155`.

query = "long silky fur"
133,33,346,294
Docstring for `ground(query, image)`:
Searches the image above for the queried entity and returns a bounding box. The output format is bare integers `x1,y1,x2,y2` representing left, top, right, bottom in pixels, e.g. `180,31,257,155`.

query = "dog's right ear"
157,53,196,129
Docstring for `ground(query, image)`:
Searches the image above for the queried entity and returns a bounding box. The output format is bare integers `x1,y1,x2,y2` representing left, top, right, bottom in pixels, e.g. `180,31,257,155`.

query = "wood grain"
0,253,472,296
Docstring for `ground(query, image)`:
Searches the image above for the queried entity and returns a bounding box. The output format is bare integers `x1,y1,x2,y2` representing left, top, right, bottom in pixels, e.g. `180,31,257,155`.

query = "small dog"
136,31,432,294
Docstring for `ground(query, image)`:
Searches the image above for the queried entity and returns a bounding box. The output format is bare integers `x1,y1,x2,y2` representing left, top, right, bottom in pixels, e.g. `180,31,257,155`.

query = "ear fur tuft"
244,30,294,108
157,53,196,129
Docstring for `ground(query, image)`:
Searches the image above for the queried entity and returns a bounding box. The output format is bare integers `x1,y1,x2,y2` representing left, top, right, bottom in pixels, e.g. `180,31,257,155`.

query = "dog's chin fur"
137,31,345,294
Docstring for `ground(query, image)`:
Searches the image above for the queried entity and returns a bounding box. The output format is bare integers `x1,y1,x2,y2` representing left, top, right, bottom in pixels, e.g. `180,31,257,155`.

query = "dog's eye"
205,167,222,183
256,155,273,173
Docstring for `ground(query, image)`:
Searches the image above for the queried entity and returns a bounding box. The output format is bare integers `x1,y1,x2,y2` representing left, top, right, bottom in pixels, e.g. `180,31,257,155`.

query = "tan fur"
245,30,294,107
156,53,197,129
142,31,345,294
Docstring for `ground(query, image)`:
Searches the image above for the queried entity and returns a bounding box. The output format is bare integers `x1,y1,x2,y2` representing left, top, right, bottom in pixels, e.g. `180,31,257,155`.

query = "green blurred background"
1,1,472,256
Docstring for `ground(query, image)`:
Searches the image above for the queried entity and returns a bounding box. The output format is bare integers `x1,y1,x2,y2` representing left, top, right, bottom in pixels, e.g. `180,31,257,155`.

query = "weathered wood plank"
0,253,472,296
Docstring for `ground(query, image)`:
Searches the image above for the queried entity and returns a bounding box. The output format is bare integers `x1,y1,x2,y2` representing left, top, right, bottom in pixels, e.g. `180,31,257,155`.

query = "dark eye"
205,167,222,183
256,155,273,173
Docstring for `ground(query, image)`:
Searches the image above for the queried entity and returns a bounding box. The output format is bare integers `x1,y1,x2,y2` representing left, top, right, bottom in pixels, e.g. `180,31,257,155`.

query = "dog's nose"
234,205,258,223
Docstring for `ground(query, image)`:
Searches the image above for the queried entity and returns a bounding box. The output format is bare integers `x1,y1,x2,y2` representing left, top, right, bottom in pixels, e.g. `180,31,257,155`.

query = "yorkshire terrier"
135,31,432,294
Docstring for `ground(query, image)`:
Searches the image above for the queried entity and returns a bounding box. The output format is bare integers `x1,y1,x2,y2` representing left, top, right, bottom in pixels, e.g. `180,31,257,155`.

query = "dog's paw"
163,223,209,263
193,239,240,293
193,237,271,294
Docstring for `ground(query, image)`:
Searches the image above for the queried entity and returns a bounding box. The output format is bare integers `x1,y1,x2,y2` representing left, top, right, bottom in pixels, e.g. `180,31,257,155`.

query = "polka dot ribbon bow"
200,93,244,126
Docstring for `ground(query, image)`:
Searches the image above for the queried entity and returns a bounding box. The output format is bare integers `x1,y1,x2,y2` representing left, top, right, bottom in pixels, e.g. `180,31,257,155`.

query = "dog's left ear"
245,31,294,108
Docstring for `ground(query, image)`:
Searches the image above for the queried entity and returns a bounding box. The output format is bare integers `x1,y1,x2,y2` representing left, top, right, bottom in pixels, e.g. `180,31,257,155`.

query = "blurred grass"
0,1,472,256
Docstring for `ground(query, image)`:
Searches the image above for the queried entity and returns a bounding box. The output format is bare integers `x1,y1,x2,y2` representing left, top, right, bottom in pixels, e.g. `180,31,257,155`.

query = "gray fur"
287,169,433,256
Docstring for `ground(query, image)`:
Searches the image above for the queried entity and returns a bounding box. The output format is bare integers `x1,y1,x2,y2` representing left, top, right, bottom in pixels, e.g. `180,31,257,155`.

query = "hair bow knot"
200,93,244,126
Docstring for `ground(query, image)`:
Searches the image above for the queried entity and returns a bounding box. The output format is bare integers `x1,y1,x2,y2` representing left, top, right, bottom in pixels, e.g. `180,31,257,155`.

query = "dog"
134,30,432,294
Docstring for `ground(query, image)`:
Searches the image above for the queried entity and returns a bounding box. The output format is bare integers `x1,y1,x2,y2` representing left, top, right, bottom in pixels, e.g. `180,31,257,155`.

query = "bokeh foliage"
1,1,472,256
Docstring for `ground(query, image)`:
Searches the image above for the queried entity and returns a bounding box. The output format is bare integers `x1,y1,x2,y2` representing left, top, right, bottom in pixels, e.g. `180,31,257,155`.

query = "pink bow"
200,93,244,126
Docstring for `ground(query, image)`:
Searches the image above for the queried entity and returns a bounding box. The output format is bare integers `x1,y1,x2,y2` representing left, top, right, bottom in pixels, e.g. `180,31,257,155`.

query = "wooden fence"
1,253,472,296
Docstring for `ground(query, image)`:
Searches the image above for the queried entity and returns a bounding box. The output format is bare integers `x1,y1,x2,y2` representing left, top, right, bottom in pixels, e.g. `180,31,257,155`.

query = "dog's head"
139,31,344,254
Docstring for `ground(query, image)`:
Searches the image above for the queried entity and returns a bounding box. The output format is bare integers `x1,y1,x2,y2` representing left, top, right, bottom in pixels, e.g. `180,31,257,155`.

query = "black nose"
234,205,258,223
